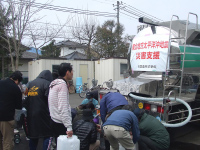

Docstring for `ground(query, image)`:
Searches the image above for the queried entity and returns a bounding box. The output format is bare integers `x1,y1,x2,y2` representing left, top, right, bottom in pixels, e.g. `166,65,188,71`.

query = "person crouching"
73,109,100,150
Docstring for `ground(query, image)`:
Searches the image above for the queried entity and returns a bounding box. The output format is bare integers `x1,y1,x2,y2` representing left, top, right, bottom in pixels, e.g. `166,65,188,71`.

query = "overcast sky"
29,0,200,45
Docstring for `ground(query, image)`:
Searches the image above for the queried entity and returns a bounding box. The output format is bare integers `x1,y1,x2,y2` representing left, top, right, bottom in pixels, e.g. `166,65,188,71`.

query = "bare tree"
27,15,74,59
0,0,50,71
69,15,98,59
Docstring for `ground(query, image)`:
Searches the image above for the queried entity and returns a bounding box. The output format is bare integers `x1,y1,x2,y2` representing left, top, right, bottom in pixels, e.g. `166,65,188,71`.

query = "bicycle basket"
92,79,98,87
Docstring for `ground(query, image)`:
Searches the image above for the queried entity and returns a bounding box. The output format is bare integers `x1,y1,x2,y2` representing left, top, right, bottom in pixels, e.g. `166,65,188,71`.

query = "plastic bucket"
76,77,82,93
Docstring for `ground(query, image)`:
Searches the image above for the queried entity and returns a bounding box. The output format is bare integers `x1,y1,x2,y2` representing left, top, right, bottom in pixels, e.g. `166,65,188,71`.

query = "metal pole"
117,1,119,53
117,1,119,26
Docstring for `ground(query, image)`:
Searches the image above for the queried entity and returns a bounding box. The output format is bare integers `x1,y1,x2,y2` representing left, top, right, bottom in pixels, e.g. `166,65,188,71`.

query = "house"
18,51,38,84
56,40,87,58
0,46,38,83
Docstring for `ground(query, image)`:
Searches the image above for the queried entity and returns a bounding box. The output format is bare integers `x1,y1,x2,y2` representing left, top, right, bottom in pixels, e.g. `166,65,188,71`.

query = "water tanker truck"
111,13,200,128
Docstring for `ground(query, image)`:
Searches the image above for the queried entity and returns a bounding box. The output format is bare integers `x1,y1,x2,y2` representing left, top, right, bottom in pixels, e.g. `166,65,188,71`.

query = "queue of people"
0,63,170,150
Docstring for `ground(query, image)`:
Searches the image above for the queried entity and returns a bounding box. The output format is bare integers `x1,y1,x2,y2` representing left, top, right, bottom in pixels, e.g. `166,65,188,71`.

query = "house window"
120,64,128,74
69,47,76,50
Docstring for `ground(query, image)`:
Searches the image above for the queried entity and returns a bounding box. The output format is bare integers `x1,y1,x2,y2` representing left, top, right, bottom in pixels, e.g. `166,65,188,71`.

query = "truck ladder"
163,13,199,99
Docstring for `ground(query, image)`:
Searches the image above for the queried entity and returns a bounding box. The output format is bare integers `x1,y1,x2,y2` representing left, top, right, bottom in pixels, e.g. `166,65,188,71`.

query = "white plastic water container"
57,135,80,150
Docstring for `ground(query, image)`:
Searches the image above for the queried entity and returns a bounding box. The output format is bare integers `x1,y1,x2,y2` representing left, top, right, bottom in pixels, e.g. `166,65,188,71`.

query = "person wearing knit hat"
81,92,98,116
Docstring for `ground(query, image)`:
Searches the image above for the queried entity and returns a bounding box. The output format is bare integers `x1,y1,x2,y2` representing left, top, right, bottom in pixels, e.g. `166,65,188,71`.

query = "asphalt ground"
14,93,200,150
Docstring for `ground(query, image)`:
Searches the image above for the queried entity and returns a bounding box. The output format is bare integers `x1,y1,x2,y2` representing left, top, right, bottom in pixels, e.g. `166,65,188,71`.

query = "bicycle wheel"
79,90,86,98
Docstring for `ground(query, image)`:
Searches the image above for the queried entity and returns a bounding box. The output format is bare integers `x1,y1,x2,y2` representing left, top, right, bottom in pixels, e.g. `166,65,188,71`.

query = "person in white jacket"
48,63,74,143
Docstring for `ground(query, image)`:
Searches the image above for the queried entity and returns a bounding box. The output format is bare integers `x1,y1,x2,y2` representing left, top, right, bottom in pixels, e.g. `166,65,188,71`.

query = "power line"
122,7,160,22
122,8,148,20
23,34,75,39
122,2,163,22
28,21,81,29
120,11,138,20
17,19,83,29
3,0,116,18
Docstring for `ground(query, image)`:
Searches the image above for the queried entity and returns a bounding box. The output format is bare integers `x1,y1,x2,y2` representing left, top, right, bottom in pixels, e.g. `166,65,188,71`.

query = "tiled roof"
60,51,87,59
21,51,37,59
55,40,87,48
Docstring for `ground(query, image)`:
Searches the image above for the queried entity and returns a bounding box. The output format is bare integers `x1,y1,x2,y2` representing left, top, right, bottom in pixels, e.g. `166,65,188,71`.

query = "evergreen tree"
92,20,129,58
41,40,60,57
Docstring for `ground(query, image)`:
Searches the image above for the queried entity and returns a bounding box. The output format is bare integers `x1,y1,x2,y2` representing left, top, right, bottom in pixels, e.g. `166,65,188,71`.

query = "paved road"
14,93,200,150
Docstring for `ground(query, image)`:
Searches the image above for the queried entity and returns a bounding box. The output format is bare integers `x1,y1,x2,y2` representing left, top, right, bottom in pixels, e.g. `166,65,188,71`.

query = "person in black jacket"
72,102,95,123
73,109,100,150
24,70,53,150
0,71,23,150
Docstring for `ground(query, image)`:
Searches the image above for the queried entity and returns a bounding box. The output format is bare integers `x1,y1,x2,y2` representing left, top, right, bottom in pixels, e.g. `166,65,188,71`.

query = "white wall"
28,59,94,87
95,58,128,87
28,59,43,82
28,58,128,88
113,59,128,81
95,59,114,86
18,59,29,77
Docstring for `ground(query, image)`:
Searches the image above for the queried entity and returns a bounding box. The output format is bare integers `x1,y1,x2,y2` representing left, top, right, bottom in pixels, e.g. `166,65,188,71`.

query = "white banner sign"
130,27,170,72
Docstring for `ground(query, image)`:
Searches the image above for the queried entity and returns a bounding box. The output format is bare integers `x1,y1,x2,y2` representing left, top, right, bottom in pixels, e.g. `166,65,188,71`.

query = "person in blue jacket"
100,92,128,123
81,92,98,116
103,109,140,150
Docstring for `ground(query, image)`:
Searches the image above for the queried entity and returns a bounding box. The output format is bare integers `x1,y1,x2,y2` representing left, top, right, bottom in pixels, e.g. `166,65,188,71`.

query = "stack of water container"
76,77,82,93
57,135,80,150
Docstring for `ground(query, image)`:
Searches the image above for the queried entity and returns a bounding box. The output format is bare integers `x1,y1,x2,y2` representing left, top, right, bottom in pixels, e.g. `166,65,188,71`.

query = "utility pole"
117,1,119,28
113,1,121,54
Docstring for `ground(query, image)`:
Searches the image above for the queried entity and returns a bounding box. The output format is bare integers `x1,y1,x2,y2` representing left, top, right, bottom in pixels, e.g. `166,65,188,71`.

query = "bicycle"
102,79,114,90
79,78,98,98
